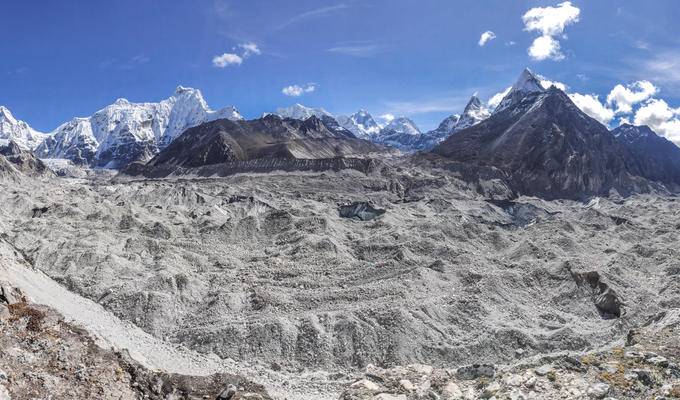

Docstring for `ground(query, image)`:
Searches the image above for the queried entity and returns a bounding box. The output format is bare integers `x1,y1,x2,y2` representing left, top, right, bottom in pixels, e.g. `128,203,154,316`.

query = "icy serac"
0,106,48,149
36,87,243,168
336,110,382,139
493,68,546,114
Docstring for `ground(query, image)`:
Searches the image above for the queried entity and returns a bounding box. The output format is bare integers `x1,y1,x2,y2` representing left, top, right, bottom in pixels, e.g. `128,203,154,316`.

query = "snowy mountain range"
3,68,676,170
335,110,382,139
2,87,242,168
271,103,332,120
272,98,489,152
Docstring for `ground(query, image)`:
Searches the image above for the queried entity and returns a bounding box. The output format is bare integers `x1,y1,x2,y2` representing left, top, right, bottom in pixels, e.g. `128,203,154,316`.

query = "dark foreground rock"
0,284,271,400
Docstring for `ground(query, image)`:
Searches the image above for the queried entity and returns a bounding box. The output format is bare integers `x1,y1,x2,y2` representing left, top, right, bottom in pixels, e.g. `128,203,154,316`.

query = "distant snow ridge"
273,103,332,120
381,117,421,136
336,109,382,140
36,87,243,168
0,106,48,150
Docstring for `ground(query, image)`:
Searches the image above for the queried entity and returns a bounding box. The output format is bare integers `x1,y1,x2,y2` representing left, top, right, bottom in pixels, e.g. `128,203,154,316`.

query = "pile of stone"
340,346,680,400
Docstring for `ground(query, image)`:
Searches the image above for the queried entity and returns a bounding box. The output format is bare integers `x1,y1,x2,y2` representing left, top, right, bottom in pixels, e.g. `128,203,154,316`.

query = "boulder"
455,364,495,380
0,285,22,305
587,382,610,399
339,202,385,221
217,384,237,400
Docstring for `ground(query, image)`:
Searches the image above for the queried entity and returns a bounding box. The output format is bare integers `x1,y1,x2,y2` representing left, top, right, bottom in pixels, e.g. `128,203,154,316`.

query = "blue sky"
2,0,680,137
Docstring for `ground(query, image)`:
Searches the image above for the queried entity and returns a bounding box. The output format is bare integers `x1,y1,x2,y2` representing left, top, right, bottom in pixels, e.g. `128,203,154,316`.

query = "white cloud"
523,1,581,36
213,41,261,68
488,87,512,109
522,1,580,61
239,42,261,57
212,53,243,67
568,93,615,125
528,35,564,61
538,76,567,91
606,81,658,114
478,31,496,47
282,83,317,97
633,99,680,143
379,114,395,123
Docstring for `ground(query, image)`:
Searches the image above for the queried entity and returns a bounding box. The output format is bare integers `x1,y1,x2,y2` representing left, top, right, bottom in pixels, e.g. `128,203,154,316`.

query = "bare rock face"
613,124,680,188
122,115,393,177
0,140,53,178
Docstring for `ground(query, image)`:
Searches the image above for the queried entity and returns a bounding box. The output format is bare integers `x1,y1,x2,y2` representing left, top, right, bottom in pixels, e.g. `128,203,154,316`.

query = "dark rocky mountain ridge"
433,83,664,199
122,114,393,177
612,124,680,187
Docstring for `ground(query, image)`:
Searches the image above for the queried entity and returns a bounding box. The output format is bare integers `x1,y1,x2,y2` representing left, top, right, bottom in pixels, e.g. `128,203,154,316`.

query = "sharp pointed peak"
0,106,18,123
465,95,483,108
512,68,545,93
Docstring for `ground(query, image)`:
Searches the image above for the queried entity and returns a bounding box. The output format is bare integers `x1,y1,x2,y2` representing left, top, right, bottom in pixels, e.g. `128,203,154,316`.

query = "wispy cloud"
276,4,349,31
383,95,471,116
639,50,680,92
99,55,150,70
239,42,261,57
6,67,29,76
326,41,386,57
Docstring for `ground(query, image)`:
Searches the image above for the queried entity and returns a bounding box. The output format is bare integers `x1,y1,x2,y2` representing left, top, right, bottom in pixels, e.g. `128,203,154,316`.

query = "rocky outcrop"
571,270,623,319
0,140,53,178
340,326,680,400
0,283,271,400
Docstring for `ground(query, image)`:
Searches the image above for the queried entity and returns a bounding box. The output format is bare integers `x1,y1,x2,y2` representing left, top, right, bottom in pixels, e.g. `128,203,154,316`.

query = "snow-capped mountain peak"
0,106,48,150
274,104,333,120
383,116,421,136
493,68,546,113
36,87,243,168
456,95,491,131
336,109,382,139
512,68,546,94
